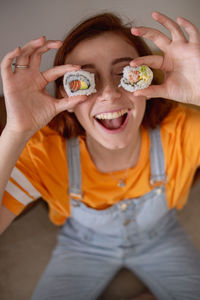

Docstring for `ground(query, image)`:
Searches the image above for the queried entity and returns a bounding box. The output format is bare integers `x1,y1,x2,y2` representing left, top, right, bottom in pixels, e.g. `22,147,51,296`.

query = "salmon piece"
69,80,81,92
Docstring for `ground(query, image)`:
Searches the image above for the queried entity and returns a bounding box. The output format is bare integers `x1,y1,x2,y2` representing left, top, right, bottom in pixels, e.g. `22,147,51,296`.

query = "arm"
0,130,29,205
0,37,86,233
131,12,200,106
0,130,29,234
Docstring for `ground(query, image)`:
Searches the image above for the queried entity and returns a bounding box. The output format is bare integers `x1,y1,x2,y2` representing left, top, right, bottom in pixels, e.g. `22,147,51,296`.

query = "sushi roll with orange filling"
63,70,96,97
119,65,153,92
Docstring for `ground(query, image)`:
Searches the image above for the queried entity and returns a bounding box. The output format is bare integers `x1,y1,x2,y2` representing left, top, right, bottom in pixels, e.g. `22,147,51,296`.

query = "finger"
0,47,21,79
133,84,168,100
54,95,87,114
152,11,187,42
15,36,46,67
130,55,164,70
177,17,200,43
131,27,170,51
30,40,63,68
42,64,81,83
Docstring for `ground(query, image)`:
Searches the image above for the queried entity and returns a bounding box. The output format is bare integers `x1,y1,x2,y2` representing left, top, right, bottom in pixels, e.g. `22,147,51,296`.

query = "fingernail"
131,28,140,35
15,46,21,55
134,91,143,97
72,65,81,69
130,60,138,66
32,37,45,44
152,11,159,19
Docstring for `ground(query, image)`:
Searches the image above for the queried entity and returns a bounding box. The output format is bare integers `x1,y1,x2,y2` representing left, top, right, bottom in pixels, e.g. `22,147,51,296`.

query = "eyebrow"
112,57,133,65
81,57,133,69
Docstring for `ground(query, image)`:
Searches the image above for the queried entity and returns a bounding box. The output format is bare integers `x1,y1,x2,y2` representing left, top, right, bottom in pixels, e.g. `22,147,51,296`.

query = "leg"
31,250,121,300
125,224,200,300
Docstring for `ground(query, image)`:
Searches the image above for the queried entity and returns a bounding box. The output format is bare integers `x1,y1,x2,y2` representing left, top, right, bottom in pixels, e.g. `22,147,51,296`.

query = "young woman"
1,11,200,300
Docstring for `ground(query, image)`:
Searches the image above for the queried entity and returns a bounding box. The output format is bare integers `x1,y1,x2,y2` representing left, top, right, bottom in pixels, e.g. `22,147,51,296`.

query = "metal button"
123,219,131,226
71,200,80,207
121,203,128,211
156,187,162,195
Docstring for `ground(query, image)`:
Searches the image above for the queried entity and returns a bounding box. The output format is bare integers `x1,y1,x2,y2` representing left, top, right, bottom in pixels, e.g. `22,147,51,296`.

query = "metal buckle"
150,176,167,188
69,192,83,200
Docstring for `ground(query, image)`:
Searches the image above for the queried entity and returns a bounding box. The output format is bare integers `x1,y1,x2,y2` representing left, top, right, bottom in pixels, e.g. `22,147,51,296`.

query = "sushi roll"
119,65,153,92
63,70,96,97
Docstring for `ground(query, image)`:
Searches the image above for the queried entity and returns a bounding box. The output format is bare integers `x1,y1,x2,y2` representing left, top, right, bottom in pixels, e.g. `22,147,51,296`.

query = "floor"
0,181,200,300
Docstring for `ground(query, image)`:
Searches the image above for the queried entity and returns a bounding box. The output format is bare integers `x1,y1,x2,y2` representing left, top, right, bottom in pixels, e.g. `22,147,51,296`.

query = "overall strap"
66,137,82,200
66,127,167,198
148,126,167,187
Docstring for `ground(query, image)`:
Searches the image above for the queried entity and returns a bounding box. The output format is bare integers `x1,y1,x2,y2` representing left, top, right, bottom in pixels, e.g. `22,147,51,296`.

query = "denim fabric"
31,128,200,300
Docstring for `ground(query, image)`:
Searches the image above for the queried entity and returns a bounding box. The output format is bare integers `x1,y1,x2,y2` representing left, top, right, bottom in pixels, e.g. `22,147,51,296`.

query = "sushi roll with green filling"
63,70,96,97
119,65,153,92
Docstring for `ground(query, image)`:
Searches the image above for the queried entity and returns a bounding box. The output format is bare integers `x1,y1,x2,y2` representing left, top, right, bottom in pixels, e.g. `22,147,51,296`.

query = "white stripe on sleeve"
10,167,41,199
6,181,36,205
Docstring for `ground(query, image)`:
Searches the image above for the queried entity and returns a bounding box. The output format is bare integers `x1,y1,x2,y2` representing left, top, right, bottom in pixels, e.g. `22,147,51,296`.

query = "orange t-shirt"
2,105,200,225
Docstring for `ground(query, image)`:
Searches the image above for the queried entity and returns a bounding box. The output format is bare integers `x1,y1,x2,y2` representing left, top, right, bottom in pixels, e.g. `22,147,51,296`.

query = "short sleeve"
162,105,200,210
2,138,42,216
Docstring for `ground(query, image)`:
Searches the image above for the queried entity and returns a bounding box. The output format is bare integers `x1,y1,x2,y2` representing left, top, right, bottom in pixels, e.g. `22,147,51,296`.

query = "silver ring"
12,63,29,69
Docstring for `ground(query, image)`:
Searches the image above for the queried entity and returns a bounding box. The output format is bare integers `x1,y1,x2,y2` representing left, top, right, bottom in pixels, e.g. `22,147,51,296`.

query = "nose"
96,79,121,103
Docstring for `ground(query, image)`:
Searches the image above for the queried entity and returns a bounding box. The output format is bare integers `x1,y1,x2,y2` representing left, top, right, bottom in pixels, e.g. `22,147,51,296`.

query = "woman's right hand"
0,36,86,138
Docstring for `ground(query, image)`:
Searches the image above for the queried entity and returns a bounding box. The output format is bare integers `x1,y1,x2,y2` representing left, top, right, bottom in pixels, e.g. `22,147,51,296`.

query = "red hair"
49,12,176,138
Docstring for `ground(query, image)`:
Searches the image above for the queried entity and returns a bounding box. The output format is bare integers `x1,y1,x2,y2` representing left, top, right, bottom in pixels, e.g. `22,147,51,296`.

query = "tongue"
100,115,124,130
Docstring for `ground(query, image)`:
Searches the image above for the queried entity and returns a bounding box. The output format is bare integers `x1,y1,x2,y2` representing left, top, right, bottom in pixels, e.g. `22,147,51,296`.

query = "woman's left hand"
131,12,200,106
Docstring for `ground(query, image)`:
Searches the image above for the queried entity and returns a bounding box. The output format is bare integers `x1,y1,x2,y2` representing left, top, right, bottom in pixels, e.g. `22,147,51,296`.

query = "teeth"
95,109,128,120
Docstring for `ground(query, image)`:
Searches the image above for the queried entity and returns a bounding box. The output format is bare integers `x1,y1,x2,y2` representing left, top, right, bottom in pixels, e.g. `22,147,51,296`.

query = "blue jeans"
31,189,200,300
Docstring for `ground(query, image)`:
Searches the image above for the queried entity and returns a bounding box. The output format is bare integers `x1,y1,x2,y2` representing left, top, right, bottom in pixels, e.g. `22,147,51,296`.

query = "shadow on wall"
0,95,6,133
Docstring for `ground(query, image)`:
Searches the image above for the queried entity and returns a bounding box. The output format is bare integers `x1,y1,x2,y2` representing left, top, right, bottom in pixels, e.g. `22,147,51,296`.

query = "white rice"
63,70,96,97
119,65,153,92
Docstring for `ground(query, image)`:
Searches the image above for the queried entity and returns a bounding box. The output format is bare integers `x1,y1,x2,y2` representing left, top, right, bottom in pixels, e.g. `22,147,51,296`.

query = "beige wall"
0,0,200,95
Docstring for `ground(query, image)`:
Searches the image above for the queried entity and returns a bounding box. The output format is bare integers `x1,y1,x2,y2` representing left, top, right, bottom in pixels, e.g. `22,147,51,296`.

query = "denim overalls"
31,127,200,300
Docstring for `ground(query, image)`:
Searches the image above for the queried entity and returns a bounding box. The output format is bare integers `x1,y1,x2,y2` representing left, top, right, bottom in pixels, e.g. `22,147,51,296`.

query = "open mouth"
94,109,129,131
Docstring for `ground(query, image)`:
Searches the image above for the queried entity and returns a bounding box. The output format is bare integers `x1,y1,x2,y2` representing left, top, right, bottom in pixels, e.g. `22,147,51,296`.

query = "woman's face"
64,32,146,150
